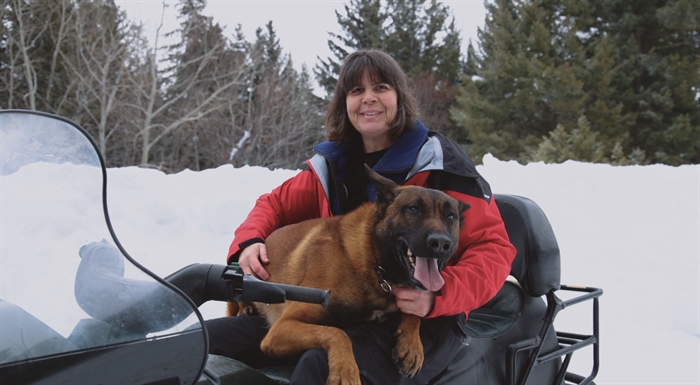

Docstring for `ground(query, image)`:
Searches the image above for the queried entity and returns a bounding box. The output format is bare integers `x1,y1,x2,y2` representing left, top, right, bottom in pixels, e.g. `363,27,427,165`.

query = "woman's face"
346,71,398,152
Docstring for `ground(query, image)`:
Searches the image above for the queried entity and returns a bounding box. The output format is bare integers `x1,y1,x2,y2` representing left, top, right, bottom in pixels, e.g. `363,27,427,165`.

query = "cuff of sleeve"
425,288,442,318
228,237,265,264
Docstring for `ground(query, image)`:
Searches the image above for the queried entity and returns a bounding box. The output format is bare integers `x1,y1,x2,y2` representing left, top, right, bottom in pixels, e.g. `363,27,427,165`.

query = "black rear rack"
507,285,603,385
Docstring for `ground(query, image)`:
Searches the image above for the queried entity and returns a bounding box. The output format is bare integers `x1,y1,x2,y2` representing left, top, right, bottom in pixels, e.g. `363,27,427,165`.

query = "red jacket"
228,122,516,320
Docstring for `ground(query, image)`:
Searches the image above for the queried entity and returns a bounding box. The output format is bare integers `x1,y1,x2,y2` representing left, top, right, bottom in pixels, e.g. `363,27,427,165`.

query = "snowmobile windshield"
0,110,207,384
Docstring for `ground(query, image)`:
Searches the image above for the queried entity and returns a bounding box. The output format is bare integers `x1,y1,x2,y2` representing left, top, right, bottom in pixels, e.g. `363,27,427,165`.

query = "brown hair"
325,49,419,143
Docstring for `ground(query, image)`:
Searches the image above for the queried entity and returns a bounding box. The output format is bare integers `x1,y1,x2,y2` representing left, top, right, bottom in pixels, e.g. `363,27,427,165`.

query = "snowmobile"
0,109,602,385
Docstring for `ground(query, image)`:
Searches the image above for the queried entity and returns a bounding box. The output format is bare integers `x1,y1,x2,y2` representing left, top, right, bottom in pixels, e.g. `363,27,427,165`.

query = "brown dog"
226,166,469,385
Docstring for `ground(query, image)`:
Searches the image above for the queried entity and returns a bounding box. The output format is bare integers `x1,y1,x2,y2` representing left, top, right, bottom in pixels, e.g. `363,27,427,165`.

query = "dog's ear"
458,201,471,227
364,164,398,206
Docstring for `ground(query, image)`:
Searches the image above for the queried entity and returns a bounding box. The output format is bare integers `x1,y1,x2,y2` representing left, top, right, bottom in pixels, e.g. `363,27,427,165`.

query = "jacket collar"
313,120,429,174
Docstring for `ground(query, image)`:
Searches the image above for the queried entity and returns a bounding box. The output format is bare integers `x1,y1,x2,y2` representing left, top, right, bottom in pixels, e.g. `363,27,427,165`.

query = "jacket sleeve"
427,192,516,318
227,169,327,263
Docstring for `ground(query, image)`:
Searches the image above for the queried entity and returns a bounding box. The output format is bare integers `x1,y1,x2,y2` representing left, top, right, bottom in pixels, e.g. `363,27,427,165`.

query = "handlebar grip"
241,275,330,308
275,283,331,308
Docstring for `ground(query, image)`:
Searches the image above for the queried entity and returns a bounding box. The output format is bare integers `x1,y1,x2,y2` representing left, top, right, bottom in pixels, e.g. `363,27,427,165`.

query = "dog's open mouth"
398,240,445,292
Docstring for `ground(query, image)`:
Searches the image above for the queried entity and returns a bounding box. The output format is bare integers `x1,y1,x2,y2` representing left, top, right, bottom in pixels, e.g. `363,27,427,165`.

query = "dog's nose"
427,233,452,254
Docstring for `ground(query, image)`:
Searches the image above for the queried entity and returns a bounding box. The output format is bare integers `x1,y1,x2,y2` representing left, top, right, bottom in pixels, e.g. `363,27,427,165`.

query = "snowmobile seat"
428,193,566,384
441,194,601,385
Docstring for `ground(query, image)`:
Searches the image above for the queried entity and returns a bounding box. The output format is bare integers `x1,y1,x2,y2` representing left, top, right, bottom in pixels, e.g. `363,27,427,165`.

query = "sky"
2,124,699,384
115,0,487,76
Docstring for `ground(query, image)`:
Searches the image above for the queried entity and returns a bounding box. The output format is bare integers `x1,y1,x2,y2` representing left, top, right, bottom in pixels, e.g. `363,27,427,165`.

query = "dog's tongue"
414,257,444,292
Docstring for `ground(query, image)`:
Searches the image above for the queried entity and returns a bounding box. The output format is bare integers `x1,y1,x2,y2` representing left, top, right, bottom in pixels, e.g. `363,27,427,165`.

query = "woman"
205,49,516,384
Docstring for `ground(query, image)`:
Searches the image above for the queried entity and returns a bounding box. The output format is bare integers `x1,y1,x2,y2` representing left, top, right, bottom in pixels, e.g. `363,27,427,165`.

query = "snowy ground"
1,154,698,384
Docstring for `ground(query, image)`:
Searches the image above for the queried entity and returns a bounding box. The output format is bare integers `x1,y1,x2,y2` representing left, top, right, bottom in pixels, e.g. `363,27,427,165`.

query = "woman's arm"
227,169,328,264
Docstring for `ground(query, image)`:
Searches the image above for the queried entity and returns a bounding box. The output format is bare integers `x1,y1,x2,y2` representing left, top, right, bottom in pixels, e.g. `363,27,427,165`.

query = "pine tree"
315,0,387,95
599,0,699,164
384,0,461,81
530,115,646,164
565,0,700,165
452,0,590,163
453,0,699,165
231,22,325,169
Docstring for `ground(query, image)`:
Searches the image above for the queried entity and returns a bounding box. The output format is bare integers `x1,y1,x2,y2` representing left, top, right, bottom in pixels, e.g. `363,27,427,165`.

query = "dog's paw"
393,318,424,378
326,362,362,385
392,341,424,378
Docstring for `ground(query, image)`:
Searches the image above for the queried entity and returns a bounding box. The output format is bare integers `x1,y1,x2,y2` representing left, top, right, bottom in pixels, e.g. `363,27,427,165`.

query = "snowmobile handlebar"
166,263,330,309
225,265,331,307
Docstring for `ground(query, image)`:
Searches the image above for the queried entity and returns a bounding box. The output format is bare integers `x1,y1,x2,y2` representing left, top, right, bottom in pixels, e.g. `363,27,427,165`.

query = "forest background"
2,0,698,173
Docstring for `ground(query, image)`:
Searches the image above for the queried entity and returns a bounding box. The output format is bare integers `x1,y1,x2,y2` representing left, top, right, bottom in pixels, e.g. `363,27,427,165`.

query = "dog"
226,165,470,385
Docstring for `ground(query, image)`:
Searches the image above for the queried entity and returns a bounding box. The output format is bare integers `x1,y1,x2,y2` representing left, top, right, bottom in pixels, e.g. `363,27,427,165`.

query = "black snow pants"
204,313,465,385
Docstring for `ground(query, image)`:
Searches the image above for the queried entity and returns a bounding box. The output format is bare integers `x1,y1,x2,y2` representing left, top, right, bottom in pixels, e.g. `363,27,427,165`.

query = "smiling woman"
203,48,517,385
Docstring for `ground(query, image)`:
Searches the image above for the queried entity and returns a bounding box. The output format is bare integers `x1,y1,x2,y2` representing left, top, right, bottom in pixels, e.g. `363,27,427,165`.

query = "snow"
1,150,698,384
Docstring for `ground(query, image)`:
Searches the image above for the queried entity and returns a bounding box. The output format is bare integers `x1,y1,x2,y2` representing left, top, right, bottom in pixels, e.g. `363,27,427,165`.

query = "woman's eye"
349,87,362,94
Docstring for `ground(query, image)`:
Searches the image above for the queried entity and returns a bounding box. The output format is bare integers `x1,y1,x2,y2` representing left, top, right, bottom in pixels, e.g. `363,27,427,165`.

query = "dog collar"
374,266,393,293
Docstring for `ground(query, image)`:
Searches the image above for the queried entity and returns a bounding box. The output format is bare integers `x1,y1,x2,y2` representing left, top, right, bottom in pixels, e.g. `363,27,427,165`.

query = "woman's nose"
362,91,377,103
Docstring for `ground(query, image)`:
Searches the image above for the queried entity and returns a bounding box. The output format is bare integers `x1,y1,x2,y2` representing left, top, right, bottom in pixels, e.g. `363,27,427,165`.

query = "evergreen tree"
164,0,226,98
595,0,700,165
316,0,463,90
453,0,590,163
462,41,479,77
231,22,325,169
154,0,225,170
315,0,387,95
453,0,699,165
384,0,462,81
531,117,605,164
531,115,646,165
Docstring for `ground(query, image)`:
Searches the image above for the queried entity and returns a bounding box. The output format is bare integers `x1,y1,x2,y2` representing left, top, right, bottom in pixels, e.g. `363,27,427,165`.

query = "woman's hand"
393,287,435,317
238,243,270,280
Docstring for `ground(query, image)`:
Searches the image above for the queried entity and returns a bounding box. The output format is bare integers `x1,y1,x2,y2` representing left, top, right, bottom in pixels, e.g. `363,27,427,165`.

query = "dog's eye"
407,205,420,214
446,212,457,221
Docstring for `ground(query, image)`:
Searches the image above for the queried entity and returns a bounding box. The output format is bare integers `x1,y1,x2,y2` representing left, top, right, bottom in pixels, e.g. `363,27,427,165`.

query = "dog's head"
366,165,470,292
